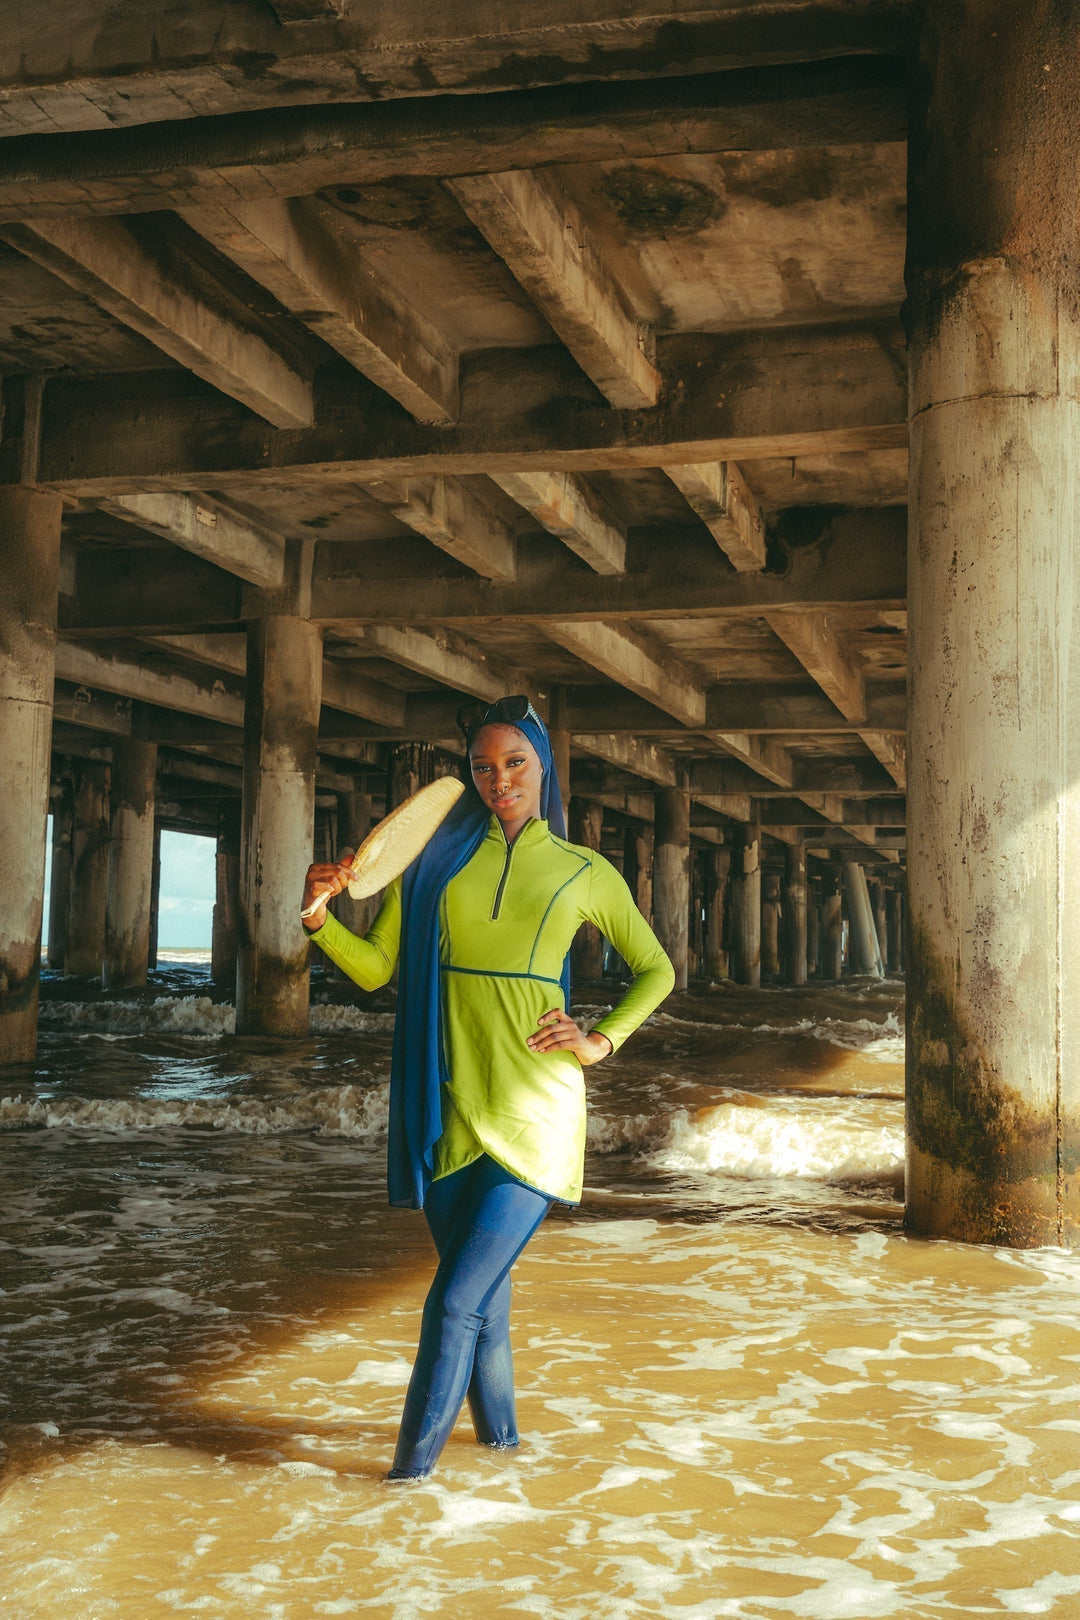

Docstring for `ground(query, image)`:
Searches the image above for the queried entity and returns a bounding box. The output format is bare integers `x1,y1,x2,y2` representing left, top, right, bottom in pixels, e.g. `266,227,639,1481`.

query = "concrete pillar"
886,886,903,975
842,861,884,978
762,871,781,980
869,878,888,965
629,826,654,925
0,487,62,1063
147,824,161,971
904,0,1080,1244
822,873,843,982
704,846,730,981
783,844,808,986
211,800,241,987
102,737,158,989
806,883,821,979
47,778,73,972
65,760,111,979
236,616,322,1037
570,798,605,981
548,685,571,809
653,787,690,990
730,820,761,987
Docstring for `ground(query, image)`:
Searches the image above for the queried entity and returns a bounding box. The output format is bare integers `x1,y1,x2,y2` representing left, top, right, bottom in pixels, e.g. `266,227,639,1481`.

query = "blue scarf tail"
387,715,570,1209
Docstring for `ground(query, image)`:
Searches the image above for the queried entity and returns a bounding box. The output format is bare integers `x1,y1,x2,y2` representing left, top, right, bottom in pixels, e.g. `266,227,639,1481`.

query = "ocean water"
2,968,1080,1618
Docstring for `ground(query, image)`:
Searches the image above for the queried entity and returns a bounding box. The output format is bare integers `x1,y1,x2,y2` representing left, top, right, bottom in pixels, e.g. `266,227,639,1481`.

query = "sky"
42,823,216,952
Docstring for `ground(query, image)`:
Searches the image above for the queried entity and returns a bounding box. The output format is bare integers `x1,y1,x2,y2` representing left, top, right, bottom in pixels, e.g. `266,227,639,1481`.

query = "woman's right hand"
300,848,355,932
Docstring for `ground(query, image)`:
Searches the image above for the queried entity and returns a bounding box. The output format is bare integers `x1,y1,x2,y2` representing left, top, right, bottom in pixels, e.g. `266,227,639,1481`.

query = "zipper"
490,838,516,920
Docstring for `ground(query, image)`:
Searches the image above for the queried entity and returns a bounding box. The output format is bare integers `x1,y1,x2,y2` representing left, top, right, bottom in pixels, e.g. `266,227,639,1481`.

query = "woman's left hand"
526,1009,612,1066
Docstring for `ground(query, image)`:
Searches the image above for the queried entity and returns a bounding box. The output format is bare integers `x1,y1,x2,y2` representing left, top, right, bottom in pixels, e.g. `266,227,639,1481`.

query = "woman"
301,698,674,1480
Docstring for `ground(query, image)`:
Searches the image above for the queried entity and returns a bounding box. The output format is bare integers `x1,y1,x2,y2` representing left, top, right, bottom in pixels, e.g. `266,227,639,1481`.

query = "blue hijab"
387,711,569,1209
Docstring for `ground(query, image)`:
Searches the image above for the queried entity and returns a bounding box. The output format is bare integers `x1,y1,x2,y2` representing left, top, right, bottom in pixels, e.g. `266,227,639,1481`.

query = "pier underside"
0,0,1075,1248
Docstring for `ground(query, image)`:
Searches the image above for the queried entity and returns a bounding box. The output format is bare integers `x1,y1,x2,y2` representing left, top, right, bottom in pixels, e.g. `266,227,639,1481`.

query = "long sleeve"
582,854,675,1052
307,878,402,990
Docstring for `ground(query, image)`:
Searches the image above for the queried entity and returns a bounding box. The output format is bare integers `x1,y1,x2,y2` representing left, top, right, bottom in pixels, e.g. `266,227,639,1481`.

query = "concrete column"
783,844,808,986
103,737,158,989
806,883,821,979
653,786,690,990
762,871,781,980
147,824,161,971
869,878,888,965
65,760,111,979
905,0,1080,1244
211,800,241,987
822,872,843,982
0,487,62,1063
548,685,571,809
333,790,379,943
730,820,761,987
704,846,730,981
236,616,322,1037
629,826,654,925
47,778,74,971
886,887,903,975
570,798,605,981
388,741,432,807
842,861,884,978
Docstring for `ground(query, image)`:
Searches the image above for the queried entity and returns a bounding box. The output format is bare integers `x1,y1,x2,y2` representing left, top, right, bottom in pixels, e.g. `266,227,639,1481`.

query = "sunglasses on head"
457,694,537,742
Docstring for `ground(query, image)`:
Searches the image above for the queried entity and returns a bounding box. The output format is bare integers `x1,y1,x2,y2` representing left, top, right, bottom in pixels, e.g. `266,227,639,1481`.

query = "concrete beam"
0,59,906,220
182,197,458,425
449,168,658,408
764,608,866,721
664,461,767,571
304,512,906,631
491,472,626,575
1,217,313,430
378,477,517,579
98,492,286,589
360,624,536,705
55,641,244,726
541,621,705,728
704,731,794,787
859,728,907,789
572,733,679,788
40,328,907,493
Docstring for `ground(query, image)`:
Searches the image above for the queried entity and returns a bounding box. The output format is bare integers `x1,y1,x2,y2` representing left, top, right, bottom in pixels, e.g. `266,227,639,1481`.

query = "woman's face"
468,724,544,825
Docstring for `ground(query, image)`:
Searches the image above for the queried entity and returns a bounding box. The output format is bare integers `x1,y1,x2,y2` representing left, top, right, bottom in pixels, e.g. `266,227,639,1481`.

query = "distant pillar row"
704,847,730,982
730,820,761,988
783,844,808,987
905,0,1080,1243
653,786,690,991
0,487,63,1064
822,871,843,982
237,615,322,1037
570,798,605,982
47,777,73,972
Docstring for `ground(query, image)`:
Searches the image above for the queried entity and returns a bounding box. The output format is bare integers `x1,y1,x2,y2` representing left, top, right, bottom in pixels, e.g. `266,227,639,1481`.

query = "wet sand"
3,972,1080,1617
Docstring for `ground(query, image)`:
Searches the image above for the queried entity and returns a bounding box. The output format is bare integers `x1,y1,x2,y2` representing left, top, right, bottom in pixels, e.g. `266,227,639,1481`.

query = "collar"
485,814,549,847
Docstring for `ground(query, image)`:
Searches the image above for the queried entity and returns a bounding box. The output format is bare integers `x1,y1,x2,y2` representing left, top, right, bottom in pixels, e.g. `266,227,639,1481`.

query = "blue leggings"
389,1155,551,1479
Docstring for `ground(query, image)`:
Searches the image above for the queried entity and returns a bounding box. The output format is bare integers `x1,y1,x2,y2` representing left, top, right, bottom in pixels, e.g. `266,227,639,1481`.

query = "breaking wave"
0,1083,389,1139
37,998,398,1039
649,1097,904,1186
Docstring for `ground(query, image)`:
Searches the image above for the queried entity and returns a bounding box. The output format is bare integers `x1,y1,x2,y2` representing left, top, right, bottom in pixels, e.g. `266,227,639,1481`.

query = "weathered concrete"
147,824,161,971
783,844,808,985
47,780,73,972
0,487,62,1063
762,871,781,979
730,820,761,987
822,874,843,981
570,798,606,982
886,886,903,974
103,737,158,989
842,860,883,978
65,759,111,979
627,826,654,926
704,846,731,981
653,787,690,990
211,801,241,987
869,877,888,965
236,616,322,1036
806,882,821,978
905,0,1080,1246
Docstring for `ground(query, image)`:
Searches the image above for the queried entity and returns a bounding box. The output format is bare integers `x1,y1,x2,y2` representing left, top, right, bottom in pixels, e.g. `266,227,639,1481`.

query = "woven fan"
301,775,465,917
